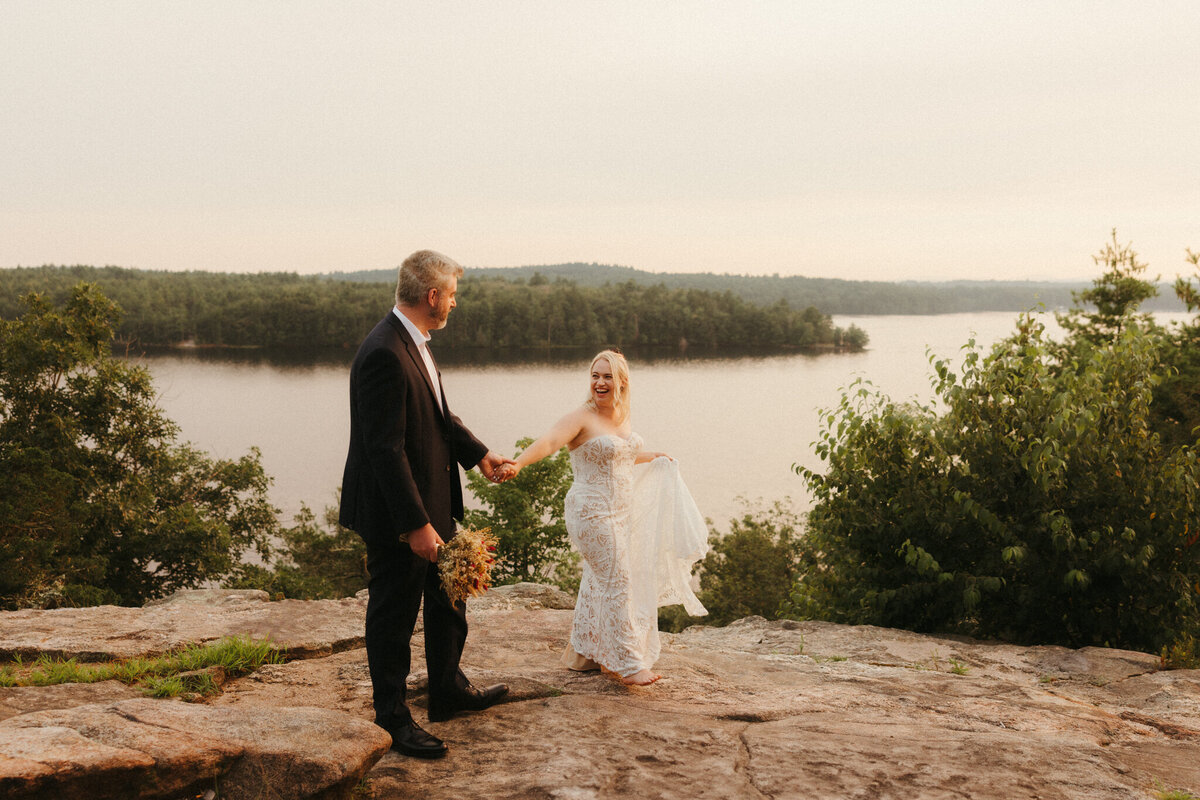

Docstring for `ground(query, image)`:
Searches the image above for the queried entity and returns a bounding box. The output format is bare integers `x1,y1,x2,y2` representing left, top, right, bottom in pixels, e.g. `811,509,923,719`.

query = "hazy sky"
3,2,1198,282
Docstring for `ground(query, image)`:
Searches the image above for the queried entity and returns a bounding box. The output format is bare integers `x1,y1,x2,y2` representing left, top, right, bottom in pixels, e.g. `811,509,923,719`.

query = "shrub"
1154,248,1200,448
1160,633,1200,670
0,284,278,608
464,437,576,588
661,502,803,632
230,502,368,600
796,315,1200,651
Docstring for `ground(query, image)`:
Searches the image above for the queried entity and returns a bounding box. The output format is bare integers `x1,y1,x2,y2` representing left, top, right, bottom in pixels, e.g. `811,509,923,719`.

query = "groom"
339,249,513,759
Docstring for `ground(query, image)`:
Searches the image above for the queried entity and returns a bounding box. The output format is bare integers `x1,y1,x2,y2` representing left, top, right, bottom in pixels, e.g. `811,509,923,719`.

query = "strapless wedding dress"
564,433,708,677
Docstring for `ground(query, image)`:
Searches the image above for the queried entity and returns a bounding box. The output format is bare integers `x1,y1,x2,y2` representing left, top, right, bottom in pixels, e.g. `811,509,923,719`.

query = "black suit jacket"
339,311,488,544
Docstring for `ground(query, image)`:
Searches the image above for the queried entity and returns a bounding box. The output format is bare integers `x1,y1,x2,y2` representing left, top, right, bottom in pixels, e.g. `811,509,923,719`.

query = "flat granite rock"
468,581,577,611
4,587,1200,799
0,680,145,722
359,610,1200,799
0,698,389,800
0,584,570,664
204,603,1200,799
0,590,369,661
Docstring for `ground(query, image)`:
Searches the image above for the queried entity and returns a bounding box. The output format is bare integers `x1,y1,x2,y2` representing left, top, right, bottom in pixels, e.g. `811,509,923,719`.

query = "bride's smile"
590,361,615,405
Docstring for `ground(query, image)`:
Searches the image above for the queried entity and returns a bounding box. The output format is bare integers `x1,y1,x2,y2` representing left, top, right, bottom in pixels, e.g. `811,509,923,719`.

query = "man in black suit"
339,249,513,759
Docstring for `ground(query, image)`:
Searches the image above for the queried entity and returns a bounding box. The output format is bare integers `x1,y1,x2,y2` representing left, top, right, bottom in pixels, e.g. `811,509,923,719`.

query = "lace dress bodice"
566,433,642,518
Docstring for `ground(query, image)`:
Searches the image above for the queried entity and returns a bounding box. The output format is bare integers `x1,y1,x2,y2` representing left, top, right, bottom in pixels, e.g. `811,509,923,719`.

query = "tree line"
332,261,1190,315
0,266,867,352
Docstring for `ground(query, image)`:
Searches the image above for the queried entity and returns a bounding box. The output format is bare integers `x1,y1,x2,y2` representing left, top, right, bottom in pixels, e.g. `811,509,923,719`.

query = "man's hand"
494,462,520,482
407,523,443,562
478,451,518,483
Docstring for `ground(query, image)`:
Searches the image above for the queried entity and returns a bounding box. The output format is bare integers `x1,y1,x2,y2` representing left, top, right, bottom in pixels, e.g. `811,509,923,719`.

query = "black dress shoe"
385,720,448,759
427,683,509,722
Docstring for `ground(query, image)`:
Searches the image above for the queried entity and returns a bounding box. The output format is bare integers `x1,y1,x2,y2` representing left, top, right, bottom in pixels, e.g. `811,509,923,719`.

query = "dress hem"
567,639,647,678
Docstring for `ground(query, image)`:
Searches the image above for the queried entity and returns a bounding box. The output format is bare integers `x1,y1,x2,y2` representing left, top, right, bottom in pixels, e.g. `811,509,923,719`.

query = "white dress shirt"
392,306,444,414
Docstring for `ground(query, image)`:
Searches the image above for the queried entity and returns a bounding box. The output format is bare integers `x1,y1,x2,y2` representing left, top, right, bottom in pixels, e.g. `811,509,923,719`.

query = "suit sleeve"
357,346,430,532
449,410,490,470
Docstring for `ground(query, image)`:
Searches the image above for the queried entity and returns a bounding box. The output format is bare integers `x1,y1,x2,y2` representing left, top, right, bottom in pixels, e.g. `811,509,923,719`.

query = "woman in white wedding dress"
498,350,708,686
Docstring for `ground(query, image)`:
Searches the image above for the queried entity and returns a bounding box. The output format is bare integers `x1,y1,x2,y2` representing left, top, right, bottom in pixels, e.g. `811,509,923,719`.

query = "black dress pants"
363,531,470,725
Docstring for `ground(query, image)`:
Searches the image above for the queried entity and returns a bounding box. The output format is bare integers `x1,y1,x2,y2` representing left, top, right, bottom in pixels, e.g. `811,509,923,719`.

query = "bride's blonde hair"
584,349,631,424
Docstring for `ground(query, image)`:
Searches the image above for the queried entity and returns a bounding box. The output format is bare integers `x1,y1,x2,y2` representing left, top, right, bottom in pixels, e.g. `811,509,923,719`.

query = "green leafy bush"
1160,633,1200,670
1154,248,1200,448
661,502,804,632
0,284,279,608
464,437,577,589
230,503,368,600
796,315,1200,651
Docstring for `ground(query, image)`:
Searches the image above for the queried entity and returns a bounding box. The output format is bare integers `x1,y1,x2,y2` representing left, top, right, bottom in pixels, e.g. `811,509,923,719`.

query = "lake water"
138,311,1188,531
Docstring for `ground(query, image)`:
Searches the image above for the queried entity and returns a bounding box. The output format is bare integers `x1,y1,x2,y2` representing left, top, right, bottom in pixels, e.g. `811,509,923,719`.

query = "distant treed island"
0,264,873,353
4,263,1184,355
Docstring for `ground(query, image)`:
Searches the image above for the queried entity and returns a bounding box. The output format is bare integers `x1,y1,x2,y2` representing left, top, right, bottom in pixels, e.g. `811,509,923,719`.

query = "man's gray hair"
395,250,464,306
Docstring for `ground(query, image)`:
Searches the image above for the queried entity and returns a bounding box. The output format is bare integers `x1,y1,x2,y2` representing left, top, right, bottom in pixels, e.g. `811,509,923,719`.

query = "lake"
137,311,1187,531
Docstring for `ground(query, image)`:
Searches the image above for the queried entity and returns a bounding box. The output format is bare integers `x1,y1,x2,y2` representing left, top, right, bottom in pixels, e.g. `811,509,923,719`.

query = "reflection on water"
129,345,354,369
128,342,851,369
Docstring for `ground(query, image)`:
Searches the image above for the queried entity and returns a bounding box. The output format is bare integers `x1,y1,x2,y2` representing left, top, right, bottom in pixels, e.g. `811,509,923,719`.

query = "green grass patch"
172,636,280,676
26,655,113,686
112,657,157,683
812,655,848,664
143,670,221,699
1153,779,1199,800
142,675,189,698
0,636,283,700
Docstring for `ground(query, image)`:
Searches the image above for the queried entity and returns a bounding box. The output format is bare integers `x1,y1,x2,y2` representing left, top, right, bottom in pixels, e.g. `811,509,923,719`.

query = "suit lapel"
388,313,445,417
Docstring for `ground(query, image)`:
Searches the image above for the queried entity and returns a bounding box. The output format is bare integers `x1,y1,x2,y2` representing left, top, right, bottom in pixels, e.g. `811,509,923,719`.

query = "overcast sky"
2,2,1198,282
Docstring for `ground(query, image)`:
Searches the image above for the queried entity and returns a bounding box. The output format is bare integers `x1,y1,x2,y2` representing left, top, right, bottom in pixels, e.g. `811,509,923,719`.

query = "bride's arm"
506,409,587,476
635,450,672,464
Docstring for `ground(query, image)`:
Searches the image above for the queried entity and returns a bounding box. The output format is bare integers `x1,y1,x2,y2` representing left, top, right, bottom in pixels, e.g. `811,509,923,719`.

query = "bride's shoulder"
559,406,598,447
561,405,597,428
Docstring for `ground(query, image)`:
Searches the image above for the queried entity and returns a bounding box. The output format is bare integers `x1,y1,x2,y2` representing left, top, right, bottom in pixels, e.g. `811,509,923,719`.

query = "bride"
497,350,707,686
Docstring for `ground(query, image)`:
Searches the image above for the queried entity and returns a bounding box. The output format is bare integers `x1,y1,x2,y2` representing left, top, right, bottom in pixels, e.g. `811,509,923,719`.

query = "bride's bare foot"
620,669,660,686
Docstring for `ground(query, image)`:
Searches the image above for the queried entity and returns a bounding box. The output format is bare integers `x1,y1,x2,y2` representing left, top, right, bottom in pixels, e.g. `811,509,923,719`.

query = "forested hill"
0,265,867,352
330,263,1186,314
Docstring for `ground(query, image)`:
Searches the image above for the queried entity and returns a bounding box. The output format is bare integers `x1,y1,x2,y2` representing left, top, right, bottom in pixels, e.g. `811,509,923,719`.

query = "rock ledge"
2,587,1199,799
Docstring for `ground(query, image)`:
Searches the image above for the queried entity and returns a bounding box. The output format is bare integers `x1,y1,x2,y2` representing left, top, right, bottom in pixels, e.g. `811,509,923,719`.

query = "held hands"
478,451,518,483
493,461,521,482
